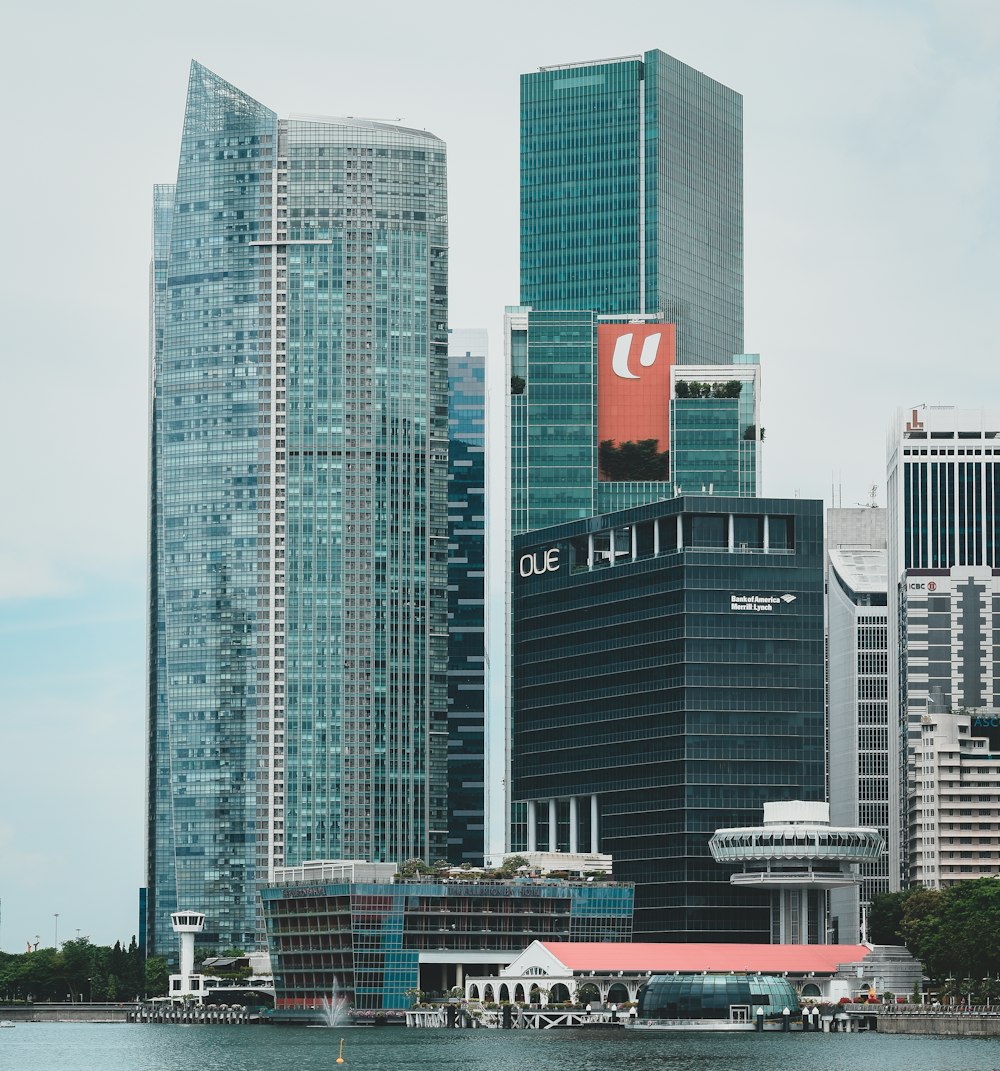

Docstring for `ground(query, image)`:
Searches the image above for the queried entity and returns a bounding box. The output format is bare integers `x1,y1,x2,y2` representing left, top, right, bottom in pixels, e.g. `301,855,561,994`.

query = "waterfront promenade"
877,1004,1000,1037
0,1003,130,1023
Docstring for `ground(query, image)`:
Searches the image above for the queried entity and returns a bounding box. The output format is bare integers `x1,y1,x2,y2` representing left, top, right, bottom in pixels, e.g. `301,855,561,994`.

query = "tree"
868,889,915,944
874,879,1000,984
598,439,669,481
497,855,529,877
145,956,169,998
59,938,98,1001
398,857,436,878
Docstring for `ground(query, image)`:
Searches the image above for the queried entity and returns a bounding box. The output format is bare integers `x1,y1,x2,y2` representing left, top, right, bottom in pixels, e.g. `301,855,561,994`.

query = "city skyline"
2,0,1000,951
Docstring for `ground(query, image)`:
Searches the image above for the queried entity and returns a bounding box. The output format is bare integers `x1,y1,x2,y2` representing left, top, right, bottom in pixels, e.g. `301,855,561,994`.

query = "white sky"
0,0,998,951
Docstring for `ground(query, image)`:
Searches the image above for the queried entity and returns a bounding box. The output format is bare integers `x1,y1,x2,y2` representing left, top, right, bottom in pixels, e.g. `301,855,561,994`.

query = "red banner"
597,323,675,480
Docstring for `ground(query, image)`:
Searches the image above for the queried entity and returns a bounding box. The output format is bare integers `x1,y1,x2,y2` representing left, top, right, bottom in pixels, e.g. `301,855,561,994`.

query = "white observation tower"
709,802,883,944
170,910,206,997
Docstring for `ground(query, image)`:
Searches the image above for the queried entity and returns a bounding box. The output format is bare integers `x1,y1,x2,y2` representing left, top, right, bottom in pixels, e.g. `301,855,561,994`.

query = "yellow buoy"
336,1037,345,1064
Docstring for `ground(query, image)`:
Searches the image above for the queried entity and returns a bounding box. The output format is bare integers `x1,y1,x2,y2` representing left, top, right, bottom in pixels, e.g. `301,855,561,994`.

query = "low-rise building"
261,860,633,1017
465,939,922,1007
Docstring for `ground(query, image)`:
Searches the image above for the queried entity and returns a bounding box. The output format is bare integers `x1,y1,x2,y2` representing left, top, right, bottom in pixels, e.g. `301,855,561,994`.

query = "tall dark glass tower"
511,497,825,940
446,330,486,864
148,62,448,956
520,50,743,363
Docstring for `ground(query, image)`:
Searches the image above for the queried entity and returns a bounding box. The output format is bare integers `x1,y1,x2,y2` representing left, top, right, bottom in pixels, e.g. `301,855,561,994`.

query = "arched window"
577,982,600,1004
607,982,629,1004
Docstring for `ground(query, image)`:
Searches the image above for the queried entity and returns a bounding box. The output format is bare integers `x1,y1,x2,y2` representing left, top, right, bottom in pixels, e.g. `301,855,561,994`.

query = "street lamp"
53,913,59,949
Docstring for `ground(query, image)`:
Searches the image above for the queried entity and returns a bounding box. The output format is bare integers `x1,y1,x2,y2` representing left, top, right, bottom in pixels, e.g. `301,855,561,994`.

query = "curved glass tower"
148,62,448,955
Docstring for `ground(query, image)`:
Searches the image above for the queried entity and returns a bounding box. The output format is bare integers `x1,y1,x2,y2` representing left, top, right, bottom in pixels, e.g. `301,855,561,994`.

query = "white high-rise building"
886,406,1000,889
827,508,890,941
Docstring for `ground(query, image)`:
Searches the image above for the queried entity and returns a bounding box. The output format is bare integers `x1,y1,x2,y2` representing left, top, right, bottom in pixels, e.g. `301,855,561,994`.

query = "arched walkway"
514,983,526,1003
468,984,480,1000
528,984,542,1005
549,983,571,1004
483,984,495,1002
578,982,600,1005
499,983,510,1002
606,982,629,1005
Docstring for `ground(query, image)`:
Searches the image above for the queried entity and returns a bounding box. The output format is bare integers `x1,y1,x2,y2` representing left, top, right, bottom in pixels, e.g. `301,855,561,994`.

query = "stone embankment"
878,1006,1000,1037
0,1003,131,1023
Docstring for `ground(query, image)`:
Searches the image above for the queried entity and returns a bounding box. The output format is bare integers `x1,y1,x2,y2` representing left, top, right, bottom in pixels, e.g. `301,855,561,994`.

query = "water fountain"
309,979,352,1027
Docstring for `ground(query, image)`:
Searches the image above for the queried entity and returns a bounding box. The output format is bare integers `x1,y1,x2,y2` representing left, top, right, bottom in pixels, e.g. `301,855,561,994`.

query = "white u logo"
611,332,661,379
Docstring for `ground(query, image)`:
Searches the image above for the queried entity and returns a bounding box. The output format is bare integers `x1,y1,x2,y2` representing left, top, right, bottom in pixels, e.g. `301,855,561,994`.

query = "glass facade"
262,877,634,1013
508,306,759,536
511,497,825,941
148,63,448,956
520,50,743,363
447,330,486,863
638,973,799,1020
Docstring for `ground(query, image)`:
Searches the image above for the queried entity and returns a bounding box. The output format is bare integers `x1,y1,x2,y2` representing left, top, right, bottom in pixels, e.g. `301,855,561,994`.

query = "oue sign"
519,547,560,578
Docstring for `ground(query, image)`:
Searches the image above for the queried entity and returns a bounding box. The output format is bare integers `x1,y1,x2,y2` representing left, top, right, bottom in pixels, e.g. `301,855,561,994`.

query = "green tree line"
0,937,168,1003
869,878,1000,992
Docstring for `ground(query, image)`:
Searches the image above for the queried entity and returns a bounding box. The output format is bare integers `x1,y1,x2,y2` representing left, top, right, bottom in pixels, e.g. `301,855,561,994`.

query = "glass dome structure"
638,973,798,1021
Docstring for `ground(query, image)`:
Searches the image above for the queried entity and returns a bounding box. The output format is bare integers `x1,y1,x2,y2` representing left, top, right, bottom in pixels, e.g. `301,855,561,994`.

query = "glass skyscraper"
147,62,448,956
488,50,750,858
446,330,486,863
520,50,743,363
511,497,825,940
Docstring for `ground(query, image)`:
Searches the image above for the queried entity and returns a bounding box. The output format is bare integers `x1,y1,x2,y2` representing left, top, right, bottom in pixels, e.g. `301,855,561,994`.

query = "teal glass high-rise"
148,62,448,957
520,51,743,364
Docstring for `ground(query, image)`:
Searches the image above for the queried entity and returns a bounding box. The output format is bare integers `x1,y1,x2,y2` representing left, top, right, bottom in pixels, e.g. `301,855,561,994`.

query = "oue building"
511,495,825,941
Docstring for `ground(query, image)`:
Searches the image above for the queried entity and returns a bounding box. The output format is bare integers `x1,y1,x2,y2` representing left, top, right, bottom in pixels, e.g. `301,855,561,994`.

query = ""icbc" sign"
519,547,560,578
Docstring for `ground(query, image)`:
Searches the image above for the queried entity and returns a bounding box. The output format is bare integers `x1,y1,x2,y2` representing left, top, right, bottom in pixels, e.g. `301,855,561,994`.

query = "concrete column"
590,794,599,852
653,518,660,555
548,798,558,852
676,515,683,549
456,963,463,988
569,796,579,853
609,527,616,564
763,514,770,552
588,533,594,570
728,513,735,551
527,800,537,852
631,526,637,561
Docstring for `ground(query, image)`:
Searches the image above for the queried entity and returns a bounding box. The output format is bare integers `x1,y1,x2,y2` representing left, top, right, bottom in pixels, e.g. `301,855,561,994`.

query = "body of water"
2,1023,999,1071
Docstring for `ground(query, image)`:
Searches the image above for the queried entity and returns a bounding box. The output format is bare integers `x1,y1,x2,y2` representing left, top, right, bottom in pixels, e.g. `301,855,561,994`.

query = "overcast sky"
1,0,998,953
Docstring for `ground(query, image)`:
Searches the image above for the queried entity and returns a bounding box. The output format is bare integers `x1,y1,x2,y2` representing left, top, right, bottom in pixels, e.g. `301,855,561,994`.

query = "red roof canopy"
537,942,871,975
